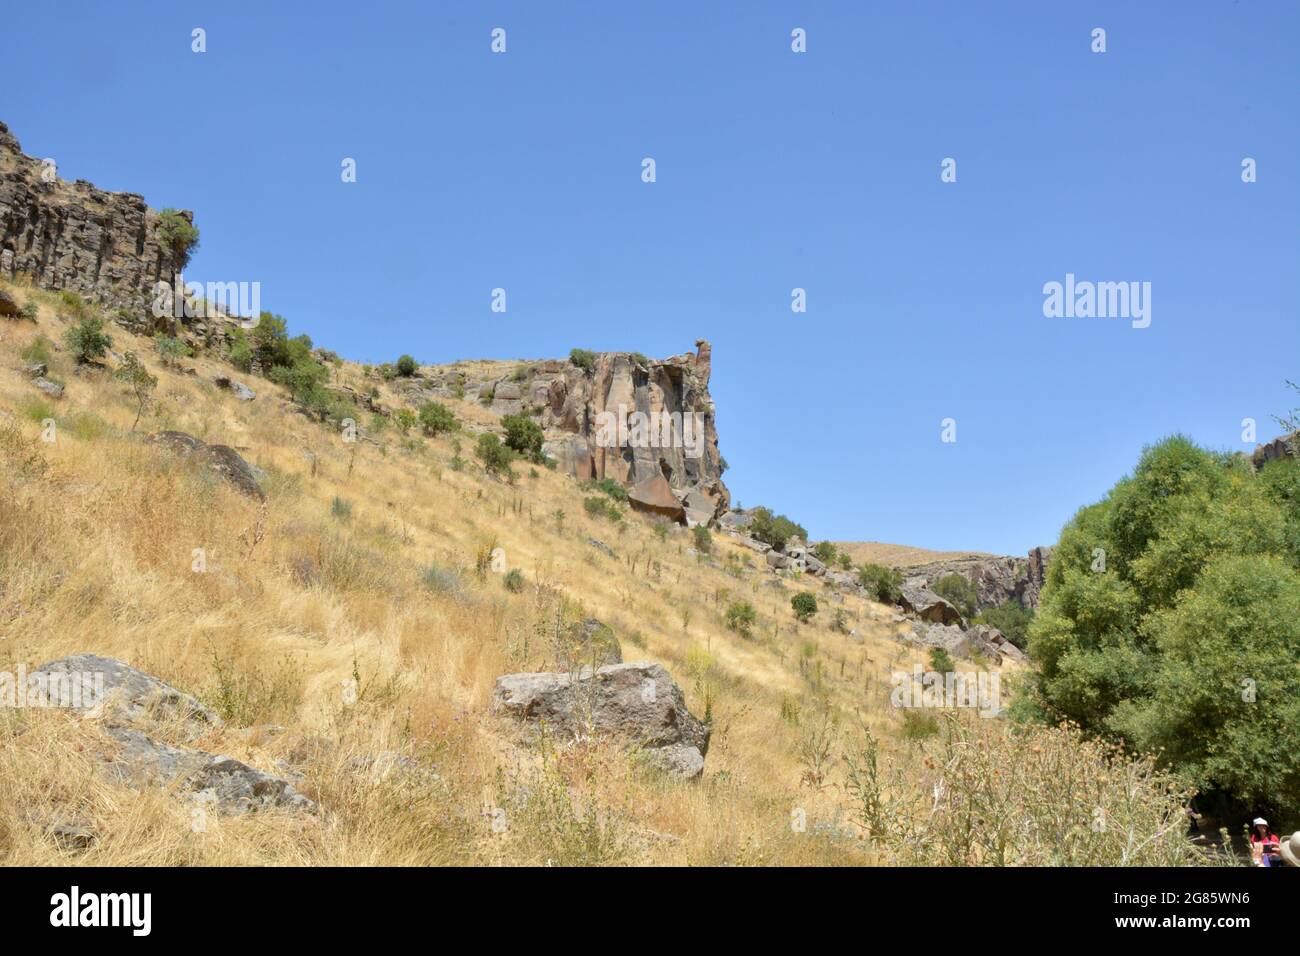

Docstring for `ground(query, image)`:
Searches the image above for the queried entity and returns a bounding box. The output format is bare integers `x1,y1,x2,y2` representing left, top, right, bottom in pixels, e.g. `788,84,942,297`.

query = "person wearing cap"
1249,818,1282,867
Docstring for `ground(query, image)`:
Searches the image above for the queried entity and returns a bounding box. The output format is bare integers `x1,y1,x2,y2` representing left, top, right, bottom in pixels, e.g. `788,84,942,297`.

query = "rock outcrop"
30,655,313,814
410,342,730,524
147,430,264,500
0,121,193,317
492,662,711,778
902,547,1054,611
1252,431,1297,470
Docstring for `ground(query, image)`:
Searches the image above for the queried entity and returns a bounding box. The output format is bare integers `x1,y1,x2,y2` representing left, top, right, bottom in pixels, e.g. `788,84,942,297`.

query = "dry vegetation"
0,279,1207,866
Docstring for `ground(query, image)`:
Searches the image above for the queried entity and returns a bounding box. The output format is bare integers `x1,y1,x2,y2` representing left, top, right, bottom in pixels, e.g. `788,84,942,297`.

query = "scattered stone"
21,361,46,377
587,537,616,558
493,662,710,779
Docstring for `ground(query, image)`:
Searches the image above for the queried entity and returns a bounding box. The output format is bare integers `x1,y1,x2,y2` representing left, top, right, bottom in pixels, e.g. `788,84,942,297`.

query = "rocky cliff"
900,547,1053,611
0,121,192,314
404,342,731,522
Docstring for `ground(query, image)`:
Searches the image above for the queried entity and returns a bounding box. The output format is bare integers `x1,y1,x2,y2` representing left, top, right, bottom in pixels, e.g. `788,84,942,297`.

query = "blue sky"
5,1,1297,554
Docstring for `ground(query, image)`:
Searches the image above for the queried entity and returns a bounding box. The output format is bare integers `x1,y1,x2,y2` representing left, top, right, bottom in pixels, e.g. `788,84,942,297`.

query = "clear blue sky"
5,1,1297,554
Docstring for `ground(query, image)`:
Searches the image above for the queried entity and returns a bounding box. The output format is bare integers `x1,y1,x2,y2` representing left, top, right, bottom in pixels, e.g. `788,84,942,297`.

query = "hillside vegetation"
0,279,1210,865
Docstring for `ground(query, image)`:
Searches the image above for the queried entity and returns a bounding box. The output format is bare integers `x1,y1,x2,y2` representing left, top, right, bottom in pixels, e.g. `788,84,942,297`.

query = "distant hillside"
832,541,993,569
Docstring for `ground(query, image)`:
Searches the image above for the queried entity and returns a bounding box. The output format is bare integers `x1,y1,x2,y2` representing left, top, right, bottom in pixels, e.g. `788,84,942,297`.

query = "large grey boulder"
899,583,964,625
148,430,265,500
493,662,710,778
31,653,219,732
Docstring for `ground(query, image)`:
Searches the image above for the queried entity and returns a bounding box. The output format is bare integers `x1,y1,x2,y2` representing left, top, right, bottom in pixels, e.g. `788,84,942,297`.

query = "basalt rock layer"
0,121,192,316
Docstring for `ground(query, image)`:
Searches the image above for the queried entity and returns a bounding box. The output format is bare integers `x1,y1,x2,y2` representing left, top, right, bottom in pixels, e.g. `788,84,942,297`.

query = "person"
1249,818,1282,867
1281,832,1300,868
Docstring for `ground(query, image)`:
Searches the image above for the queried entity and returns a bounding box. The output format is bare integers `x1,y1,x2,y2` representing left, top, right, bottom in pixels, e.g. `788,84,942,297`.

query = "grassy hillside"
0,279,1205,866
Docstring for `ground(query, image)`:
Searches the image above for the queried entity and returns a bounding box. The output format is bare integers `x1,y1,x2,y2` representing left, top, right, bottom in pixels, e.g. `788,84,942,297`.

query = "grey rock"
32,377,63,398
493,662,710,779
214,375,256,401
147,430,265,500
30,654,219,732
22,361,46,377
587,537,616,558
899,584,964,625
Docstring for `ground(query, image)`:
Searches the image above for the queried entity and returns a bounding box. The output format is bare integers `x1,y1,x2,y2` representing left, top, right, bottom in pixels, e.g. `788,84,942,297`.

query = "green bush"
858,563,903,603
692,524,713,554
932,573,979,620
20,335,54,367
418,401,458,436
475,432,515,479
975,600,1035,649
504,568,525,593
1027,434,1300,817
812,541,838,564
396,354,417,377
748,506,807,551
501,413,545,463
227,328,253,371
64,316,112,364
153,332,192,368
725,601,757,637
928,647,955,673
156,209,200,266
569,348,596,372
791,591,818,622
583,496,621,522
582,477,629,502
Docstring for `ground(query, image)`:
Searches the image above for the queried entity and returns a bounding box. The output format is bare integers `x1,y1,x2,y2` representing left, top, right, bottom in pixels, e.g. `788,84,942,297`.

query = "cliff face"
407,342,731,521
0,121,191,314
901,546,1054,611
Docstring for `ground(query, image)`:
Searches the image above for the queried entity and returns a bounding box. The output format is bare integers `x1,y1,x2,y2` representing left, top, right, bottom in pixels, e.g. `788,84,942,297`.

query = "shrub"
569,348,596,372
932,573,979,620
153,332,192,368
113,351,157,430
64,316,112,364
475,432,515,479
396,354,417,377
974,600,1035,649
394,408,417,433
748,506,807,551
583,496,621,522
725,601,757,637
858,563,903,603
421,565,461,595
20,335,54,367
928,647,955,673
583,477,628,502
692,525,713,554
791,591,818,622
330,496,353,521
156,209,200,266
501,413,545,463
227,328,253,371
417,401,458,436
18,301,38,321
812,541,838,564
504,568,525,593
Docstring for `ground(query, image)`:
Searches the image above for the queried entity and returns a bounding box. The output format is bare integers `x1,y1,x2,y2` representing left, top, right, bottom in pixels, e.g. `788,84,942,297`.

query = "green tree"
113,351,156,430
858,563,903,603
501,413,545,463
64,316,112,364
974,600,1035,649
1027,434,1300,817
156,209,200,267
791,591,818,623
153,332,191,368
396,354,417,377
417,401,458,436
476,432,515,480
748,506,807,551
692,524,713,554
569,348,596,371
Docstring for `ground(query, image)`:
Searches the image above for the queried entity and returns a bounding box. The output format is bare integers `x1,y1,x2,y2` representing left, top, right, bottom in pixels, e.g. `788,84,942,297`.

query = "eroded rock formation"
0,121,193,316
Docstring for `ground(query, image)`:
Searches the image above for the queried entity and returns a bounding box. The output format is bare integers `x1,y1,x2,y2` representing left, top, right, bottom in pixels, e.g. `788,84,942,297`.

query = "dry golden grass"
0,280,1022,866
833,541,992,568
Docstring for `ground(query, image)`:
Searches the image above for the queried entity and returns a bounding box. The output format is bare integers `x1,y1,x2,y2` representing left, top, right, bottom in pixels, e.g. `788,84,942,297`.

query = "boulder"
0,289,20,317
148,430,265,500
492,662,710,779
627,472,686,522
899,584,964,625
33,377,64,398
22,362,46,377
30,654,219,733
214,375,256,401
587,537,616,558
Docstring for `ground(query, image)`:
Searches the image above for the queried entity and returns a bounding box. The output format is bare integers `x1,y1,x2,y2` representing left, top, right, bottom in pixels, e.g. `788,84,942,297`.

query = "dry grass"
0,280,1170,867
833,541,992,568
